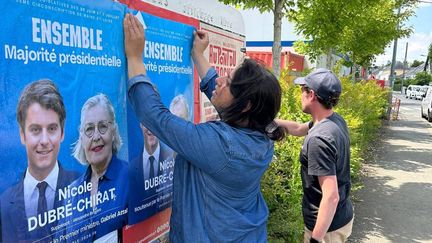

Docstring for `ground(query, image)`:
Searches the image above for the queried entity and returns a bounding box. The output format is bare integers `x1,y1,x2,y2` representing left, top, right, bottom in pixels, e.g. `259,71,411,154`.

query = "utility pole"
422,43,431,73
389,7,401,89
387,6,401,120
402,42,408,94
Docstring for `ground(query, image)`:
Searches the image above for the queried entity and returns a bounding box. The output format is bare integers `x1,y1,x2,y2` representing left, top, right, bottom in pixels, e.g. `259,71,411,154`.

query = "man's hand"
124,13,145,63
123,13,146,78
192,30,209,55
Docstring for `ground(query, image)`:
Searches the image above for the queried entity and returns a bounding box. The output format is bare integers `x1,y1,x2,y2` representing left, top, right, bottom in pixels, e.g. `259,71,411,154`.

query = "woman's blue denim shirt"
128,68,274,242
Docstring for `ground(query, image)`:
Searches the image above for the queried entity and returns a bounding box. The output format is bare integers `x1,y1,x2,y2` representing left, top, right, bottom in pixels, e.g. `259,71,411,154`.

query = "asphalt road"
349,93,432,243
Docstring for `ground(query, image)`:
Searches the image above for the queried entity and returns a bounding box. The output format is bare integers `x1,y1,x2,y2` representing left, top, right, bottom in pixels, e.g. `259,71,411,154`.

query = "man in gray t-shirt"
276,69,354,243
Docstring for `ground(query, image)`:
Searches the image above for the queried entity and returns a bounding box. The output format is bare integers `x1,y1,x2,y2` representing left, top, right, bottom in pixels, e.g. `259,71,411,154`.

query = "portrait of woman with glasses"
58,93,128,242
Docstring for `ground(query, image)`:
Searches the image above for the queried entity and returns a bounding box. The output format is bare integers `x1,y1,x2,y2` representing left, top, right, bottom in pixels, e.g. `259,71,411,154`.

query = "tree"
414,71,432,85
218,0,295,77
289,0,416,70
411,59,424,67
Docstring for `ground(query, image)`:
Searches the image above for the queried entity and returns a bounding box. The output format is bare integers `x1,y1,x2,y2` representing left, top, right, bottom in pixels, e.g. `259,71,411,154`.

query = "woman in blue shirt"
124,14,284,242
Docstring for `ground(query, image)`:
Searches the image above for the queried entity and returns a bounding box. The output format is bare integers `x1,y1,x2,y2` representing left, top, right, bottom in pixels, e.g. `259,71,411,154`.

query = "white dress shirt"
23,162,59,218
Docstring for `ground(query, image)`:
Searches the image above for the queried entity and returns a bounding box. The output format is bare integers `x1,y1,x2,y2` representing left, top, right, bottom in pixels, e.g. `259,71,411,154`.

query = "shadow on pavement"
350,177,432,243
375,143,431,172
365,122,432,172
350,117,432,242
390,120,431,131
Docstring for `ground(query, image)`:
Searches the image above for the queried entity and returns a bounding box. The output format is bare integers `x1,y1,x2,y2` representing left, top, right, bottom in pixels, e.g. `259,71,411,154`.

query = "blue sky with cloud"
374,3,432,66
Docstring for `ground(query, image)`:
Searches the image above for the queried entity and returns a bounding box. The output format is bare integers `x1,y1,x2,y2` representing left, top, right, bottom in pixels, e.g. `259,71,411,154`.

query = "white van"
406,85,422,99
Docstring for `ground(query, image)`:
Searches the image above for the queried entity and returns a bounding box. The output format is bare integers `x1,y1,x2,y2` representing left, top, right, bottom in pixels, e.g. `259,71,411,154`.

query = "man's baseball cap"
294,68,342,101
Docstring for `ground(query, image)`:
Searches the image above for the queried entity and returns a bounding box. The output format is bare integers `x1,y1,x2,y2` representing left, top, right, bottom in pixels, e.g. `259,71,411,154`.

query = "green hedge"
263,68,389,242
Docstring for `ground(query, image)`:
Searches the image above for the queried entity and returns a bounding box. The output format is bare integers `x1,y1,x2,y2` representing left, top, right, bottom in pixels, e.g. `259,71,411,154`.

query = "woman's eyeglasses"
83,120,112,138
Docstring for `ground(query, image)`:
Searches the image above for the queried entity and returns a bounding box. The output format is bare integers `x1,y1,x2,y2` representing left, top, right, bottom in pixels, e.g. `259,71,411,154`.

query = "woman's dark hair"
220,58,285,141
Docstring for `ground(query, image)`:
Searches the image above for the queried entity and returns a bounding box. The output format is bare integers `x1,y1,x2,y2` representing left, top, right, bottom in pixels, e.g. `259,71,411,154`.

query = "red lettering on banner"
225,47,236,67
213,66,234,77
209,44,236,67
209,44,220,65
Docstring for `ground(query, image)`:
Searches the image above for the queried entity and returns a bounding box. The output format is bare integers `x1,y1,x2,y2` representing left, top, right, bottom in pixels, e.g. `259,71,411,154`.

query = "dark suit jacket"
128,143,173,224
0,163,78,243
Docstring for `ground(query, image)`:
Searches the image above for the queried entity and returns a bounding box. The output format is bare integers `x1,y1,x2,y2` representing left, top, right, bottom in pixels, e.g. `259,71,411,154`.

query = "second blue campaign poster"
127,10,194,225
0,0,194,242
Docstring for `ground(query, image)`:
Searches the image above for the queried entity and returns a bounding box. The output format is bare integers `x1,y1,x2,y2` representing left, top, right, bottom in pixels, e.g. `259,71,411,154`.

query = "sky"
239,9,300,42
239,3,432,66
374,3,432,66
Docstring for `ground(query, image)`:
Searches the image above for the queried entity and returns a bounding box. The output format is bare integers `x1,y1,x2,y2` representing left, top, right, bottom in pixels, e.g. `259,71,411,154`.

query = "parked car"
421,87,432,122
416,86,429,100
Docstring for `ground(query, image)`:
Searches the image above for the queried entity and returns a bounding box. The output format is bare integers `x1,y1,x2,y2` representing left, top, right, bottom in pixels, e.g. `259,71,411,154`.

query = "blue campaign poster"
0,0,131,241
0,0,197,241
127,11,195,224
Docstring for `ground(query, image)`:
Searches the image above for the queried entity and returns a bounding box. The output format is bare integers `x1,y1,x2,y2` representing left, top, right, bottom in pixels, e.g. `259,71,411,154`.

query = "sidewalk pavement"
349,97,432,243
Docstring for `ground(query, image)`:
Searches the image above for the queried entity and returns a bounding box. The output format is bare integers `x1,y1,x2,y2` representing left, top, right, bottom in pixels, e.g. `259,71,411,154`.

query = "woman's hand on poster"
191,30,211,79
124,13,145,62
192,30,209,55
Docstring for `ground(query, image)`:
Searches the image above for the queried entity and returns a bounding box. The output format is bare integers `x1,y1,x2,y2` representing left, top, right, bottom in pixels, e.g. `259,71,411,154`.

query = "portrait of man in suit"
128,94,190,225
0,80,78,242
129,123,173,224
